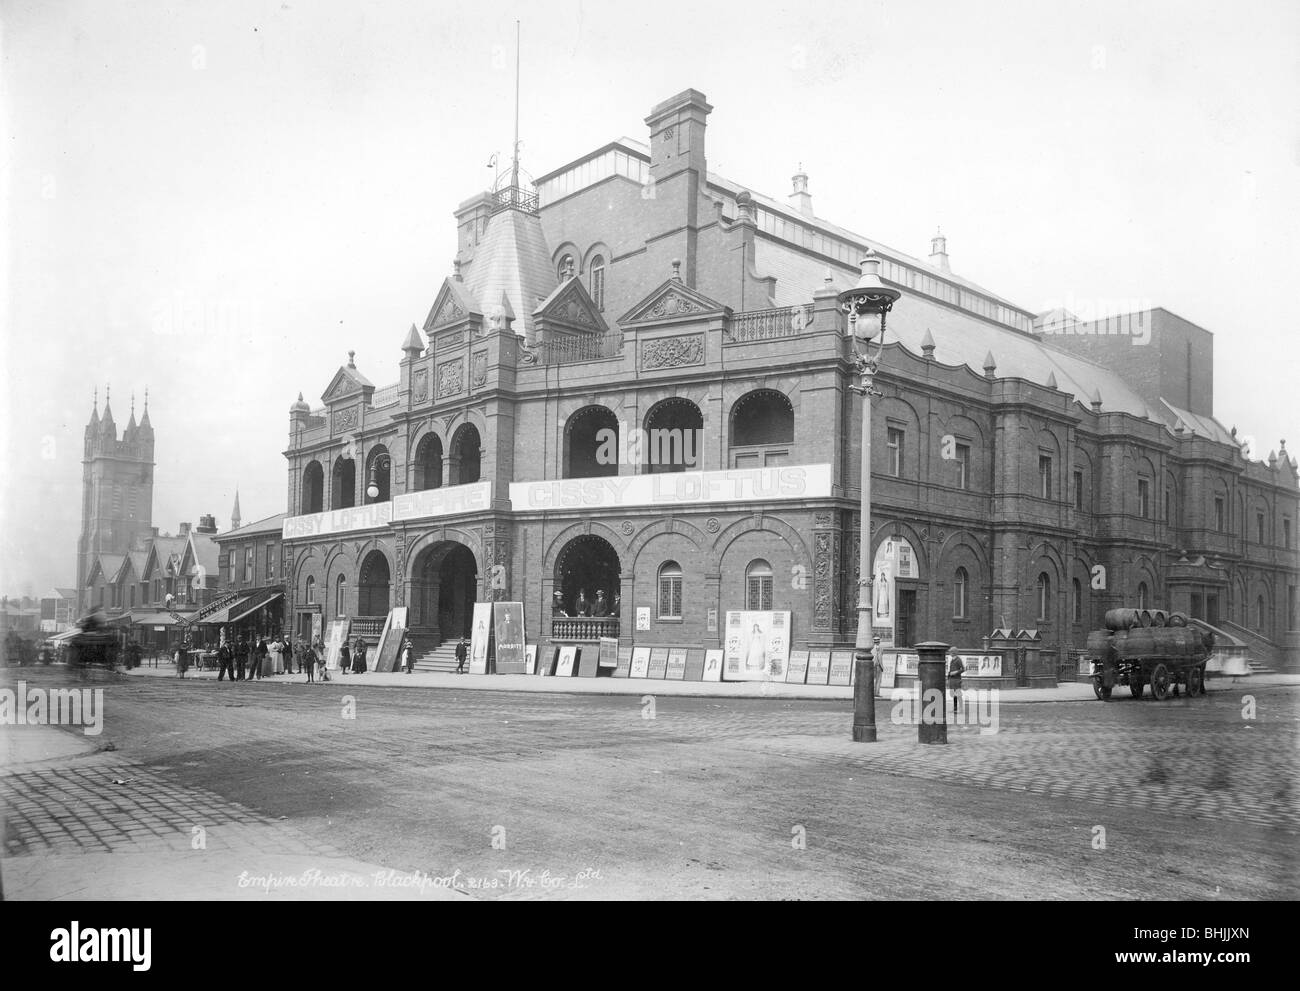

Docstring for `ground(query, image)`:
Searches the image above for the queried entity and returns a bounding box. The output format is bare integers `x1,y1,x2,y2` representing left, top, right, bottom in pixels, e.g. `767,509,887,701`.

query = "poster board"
958,653,1003,677
493,602,527,674
556,644,578,677
702,648,724,682
598,637,620,669
311,613,323,642
525,644,538,675
879,649,898,689
324,618,350,671
373,607,409,673
577,644,600,678
636,607,650,631
614,645,633,678
722,610,792,681
468,603,493,674
665,648,688,680
828,650,854,687
630,646,651,678
806,649,831,685
786,649,809,684
683,649,705,682
536,645,557,676
647,647,669,680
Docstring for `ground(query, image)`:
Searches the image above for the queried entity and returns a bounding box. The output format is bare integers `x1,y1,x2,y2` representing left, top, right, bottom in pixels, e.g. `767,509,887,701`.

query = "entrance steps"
413,642,461,673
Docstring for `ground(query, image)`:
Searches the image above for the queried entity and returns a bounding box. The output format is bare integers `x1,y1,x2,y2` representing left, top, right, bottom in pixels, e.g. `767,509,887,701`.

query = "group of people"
552,589,620,619
204,631,428,681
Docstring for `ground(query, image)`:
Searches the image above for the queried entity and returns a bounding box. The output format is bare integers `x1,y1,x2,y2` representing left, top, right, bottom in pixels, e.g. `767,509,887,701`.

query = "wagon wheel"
1129,677,1144,699
1149,663,1171,701
1187,665,1203,697
1092,676,1111,700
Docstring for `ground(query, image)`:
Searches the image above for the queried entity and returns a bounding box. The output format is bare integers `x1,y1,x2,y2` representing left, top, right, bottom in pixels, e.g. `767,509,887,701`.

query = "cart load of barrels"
1084,608,1213,700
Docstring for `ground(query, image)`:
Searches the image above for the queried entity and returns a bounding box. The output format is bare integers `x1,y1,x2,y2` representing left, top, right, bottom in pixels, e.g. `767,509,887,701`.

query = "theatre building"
278,88,1300,673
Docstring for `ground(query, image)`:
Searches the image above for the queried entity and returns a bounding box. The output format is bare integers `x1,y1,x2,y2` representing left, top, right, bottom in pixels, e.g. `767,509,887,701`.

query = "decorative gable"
321,365,375,406
424,277,481,332
532,277,609,335
619,279,729,326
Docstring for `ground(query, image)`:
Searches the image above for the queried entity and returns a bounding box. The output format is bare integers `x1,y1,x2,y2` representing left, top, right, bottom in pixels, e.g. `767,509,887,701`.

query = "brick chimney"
645,89,712,287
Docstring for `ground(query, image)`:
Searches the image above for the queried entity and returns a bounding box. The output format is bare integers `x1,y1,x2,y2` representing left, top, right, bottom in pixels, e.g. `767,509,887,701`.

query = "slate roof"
461,207,557,342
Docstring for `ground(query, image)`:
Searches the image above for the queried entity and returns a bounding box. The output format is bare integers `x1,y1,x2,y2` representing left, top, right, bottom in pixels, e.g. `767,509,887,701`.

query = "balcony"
726,306,805,343
491,184,539,216
351,616,386,638
551,616,620,641
528,331,624,366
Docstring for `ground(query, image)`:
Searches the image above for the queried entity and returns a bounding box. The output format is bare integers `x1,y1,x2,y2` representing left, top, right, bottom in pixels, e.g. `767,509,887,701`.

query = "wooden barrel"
1167,612,1188,627
1136,609,1155,627
1150,609,1168,627
1105,608,1141,631
1116,627,1155,660
1085,630,1114,660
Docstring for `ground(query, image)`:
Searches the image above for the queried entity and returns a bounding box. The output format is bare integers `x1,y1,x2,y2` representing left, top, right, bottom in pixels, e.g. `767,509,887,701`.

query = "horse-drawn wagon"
1084,608,1212,701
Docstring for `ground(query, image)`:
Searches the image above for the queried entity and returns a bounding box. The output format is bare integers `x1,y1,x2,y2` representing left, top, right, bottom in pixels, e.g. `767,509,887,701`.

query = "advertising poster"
556,644,578,677
871,536,916,634
959,653,1002,677
598,637,620,669
525,644,537,675
828,650,854,687
614,646,633,678
683,649,705,681
577,645,600,678
536,646,556,676
785,649,809,684
891,651,919,677
636,607,650,631
722,610,791,681
702,648,724,682
630,646,651,678
665,648,687,680
325,618,350,671
806,649,831,685
311,614,323,642
647,647,669,680
373,607,409,673
493,602,527,674
469,602,493,674
879,650,898,689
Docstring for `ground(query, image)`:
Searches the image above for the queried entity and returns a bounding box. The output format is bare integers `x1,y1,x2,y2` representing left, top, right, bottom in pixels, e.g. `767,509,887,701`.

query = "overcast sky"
2,0,1297,597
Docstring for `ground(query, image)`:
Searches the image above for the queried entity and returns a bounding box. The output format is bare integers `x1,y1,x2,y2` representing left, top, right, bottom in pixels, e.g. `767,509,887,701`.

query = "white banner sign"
283,502,392,540
508,464,832,512
392,481,492,522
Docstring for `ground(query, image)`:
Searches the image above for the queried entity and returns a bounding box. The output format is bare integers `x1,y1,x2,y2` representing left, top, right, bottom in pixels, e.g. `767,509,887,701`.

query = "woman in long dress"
351,638,367,673
338,639,350,675
744,623,766,672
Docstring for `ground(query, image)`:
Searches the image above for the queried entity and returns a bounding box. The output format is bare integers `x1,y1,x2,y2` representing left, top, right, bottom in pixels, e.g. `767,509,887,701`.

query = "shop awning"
127,611,184,626
228,590,284,625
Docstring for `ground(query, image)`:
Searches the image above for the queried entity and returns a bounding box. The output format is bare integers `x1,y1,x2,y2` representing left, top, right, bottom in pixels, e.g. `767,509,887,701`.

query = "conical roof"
463,206,557,343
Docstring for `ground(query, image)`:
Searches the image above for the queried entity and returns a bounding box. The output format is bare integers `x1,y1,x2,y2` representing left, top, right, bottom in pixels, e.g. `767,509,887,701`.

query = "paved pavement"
3,664,1297,899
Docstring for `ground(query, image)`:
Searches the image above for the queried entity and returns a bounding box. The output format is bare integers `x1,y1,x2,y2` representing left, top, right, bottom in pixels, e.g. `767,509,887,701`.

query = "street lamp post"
839,252,902,743
366,455,392,502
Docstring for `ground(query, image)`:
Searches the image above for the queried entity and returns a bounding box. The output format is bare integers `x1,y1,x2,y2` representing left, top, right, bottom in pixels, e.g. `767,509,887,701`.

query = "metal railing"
530,332,624,365
491,184,539,215
551,616,620,641
727,306,806,342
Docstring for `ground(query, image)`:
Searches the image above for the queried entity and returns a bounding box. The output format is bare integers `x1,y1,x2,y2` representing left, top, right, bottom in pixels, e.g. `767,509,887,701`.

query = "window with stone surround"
746,559,774,612
658,561,683,620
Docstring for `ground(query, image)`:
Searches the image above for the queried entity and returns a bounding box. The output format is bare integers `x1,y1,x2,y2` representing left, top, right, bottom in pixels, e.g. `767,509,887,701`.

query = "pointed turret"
99,385,117,437
230,489,242,532
125,391,138,437
401,323,424,357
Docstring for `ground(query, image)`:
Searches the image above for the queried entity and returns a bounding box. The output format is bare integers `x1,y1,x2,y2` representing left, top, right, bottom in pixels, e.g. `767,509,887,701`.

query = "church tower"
76,387,155,613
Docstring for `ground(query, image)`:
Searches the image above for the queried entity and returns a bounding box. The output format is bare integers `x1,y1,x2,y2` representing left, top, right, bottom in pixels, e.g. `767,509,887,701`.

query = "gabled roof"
142,536,187,580
321,361,375,404
87,555,124,586
216,512,289,541
619,278,728,326
424,276,482,331
533,276,608,334
1159,400,1235,446
111,551,147,585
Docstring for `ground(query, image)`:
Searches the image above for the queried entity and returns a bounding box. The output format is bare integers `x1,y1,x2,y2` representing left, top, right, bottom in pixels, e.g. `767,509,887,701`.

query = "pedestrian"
351,637,367,674
253,636,269,680
455,637,467,674
268,636,283,676
947,652,964,716
401,638,414,674
301,640,314,683
283,635,295,675
234,637,249,680
217,640,235,682
312,634,328,682
339,639,350,676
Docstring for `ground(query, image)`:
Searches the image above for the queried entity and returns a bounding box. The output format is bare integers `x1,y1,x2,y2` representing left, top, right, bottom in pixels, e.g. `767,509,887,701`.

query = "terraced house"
278,88,1300,674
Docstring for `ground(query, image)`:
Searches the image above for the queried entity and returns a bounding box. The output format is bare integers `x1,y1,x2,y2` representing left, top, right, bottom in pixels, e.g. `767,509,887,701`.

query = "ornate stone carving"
642,334,704,370
433,297,464,326
394,531,407,606
649,290,701,319
436,358,464,398
471,351,488,387
333,405,359,432
705,517,720,533
813,531,833,630
620,520,634,536
814,512,832,527
413,368,429,403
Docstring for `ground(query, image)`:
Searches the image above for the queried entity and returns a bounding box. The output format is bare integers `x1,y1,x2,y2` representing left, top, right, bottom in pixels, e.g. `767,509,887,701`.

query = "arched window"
305,576,316,605
414,434,443,491
564,406,619,479
128,584,135,608
746,559,774,611
1036,573,1050,621
954,568,968,619
331,456,356,510
730,390,794,468
1072,578,1082,624
302,461,324,514
644,398,703,474
557,254,575,281
450,424,482,485
365,445,391,503
1256,595,1266,632
1137,582,1149,609
658,561,683,620
589,255,606,311
336,574,347,617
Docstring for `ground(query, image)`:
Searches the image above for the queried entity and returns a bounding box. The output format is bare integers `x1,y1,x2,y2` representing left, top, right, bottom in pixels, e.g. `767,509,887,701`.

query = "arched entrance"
409,541,478,642
357,551,391,616
555,534,621,616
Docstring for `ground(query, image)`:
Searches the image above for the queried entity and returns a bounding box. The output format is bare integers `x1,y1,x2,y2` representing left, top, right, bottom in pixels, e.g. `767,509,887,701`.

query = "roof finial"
453,257,463,281
348,350,356,368
130,390,135,416
93,386,98,412
671,258,682,281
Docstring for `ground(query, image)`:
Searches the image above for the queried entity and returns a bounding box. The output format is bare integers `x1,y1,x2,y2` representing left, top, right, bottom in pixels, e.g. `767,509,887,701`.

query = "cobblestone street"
2,668,1297,899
